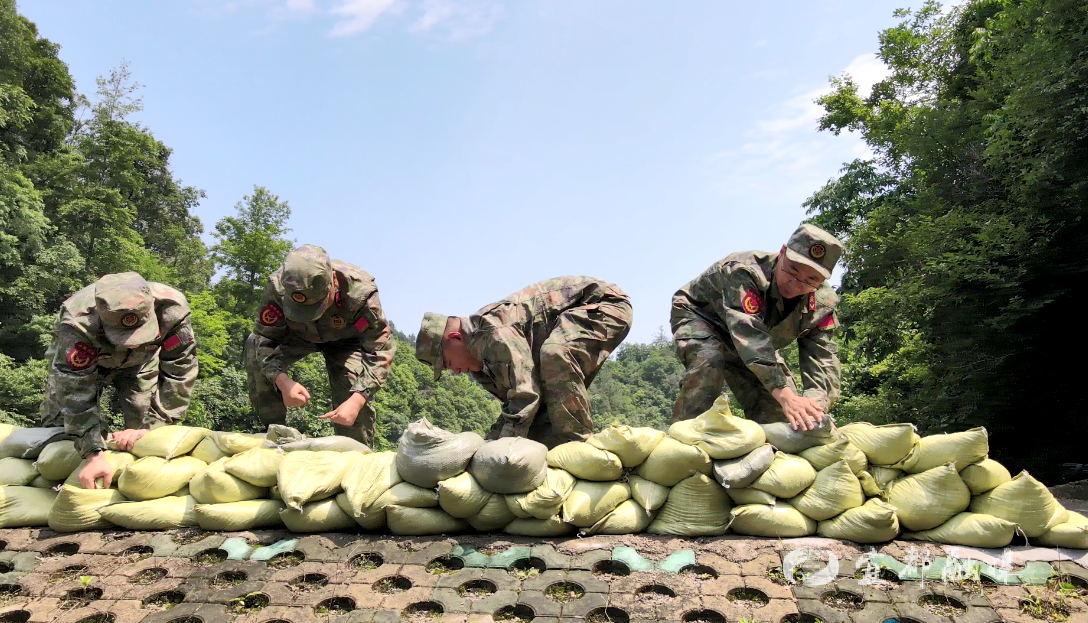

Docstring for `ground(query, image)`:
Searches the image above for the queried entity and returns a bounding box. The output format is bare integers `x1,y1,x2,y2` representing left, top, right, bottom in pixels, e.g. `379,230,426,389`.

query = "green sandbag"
840,422,919,466
190,458,267,504
562,481,631,528
903,512,1016,548
628,475,670,513
587,424,665,467
99,495,198,529
63,451,136,489
586,499,653,535
959,458,1012,495
789,460,865,521
636,437,712,486
817,498,900,543
48,484,125,532
468,495,517,532
799,435,867,474
224,448,283,487
0,426,68,459
0,457,38,486
190,436,229,463
280,497,356,532
386,505,467,535
668,395,766,459
130,425,209,459
1037,512,1088,549
505,515,576,537
969,471,1068,538
546,442,623,481
750,451,816,498
729,501,816,537
195,499,286,531
34,440,81,481
469,437,548,494
211,431,266,455
118,456,206,500
277,450,353,511
438,471,492,518
0,485,56,527
885,464,971,531
340,451,401,520
647,473,731,536
727,487,776,506
29,475,58,488
505,468,576,520
895,427,989,473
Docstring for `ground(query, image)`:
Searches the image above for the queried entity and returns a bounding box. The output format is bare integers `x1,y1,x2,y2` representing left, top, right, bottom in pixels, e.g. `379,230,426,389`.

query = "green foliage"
589,330,682,430
0,354,46,426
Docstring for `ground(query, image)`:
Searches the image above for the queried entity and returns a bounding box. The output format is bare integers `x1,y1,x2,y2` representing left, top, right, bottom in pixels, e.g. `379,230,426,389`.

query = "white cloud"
285,0,317,13
412,0,504,40
329,0,403,36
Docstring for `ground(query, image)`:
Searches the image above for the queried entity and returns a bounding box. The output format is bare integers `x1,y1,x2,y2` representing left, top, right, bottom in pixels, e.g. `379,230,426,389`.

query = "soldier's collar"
768,269,786,313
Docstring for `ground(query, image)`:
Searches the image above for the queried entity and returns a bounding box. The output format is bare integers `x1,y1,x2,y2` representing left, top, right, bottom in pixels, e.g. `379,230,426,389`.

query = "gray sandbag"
712,444,775,489
468,437,548,494
760,416,836,454
262,424,370,453
396,418,484,488
33,440,82,481
0,427,69,459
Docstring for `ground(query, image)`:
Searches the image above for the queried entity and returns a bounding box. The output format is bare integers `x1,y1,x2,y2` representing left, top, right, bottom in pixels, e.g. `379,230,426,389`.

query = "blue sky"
22,0,897,343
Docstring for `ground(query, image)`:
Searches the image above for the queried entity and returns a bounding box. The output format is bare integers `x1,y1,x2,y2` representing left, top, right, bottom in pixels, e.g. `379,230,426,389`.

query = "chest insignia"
331,315,346,330
808,292,817,312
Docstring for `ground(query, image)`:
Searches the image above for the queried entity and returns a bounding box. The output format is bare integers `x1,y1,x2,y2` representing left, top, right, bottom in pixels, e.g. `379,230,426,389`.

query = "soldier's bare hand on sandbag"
112,428,148,452
320,392,366,426
276,373,311,407
80,452,114,489
772,387,825,431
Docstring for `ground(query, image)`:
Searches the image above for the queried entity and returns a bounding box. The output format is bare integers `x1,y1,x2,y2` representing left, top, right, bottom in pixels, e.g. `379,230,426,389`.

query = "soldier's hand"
80,452,114,489
772,387,825,431
112,428,148,452
320,392,366,426
276,374,311,408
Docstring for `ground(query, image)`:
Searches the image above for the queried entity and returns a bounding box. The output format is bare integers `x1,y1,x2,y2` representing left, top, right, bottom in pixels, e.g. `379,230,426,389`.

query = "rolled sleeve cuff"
76,426,108,459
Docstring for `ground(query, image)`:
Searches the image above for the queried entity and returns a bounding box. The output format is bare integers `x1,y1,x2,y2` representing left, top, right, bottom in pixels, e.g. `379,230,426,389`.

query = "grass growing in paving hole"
59,587,102,610
193,549,227,566
635,584,676,606
545,582,585,602
209,571,247,589
766,565,804,585
853,566,901,585
458,579,497,598
50,565,88,583
43,542,80,557
314,597,355,615
727,587,769,606
229,592,269,614
350,552,384,571
0,613,29,623
425,556,462,575
592,560,630,578
0,585,25,604
121,545,154,560
679,564,719,581
145,590,185,610
1022,587,1073,622
821,590,864,612
401,601,443,622
129,568,168,585
781,617,824,623
290,573,330,591
585,607,629,623
74,615,114,623
681,610,726,623
494,605,534,622
374,576,412,593
268,551,305,569
509,558,545,580
918,594,966,617
170,529,207,545
1049,575,1088,601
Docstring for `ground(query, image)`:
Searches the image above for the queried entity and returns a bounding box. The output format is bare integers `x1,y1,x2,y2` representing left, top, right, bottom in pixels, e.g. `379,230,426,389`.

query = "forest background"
2,0,1085,481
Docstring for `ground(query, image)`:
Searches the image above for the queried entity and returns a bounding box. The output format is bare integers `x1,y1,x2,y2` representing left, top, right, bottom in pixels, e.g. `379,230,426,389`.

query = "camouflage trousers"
40,358,159,431
671,316,796,424
244,334,377,447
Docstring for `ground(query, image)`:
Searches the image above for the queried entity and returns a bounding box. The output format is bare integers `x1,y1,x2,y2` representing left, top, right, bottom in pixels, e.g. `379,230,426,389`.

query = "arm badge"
741,290,763,315
259,302,285,326
67,342,98,370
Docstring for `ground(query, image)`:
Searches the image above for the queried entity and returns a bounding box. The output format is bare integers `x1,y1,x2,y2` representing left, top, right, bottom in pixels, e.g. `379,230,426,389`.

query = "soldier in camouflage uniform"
245,245,395,447
39,272,198,488
671,224,844,430
415,277,633,448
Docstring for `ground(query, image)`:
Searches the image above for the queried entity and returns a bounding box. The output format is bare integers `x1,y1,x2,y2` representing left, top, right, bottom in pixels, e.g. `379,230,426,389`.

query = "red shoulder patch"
354,316,369,332
259,302,285,326
67,342,98,370
818,314,836,329
741,290,763,315
163,334,182,351
808,292,817,312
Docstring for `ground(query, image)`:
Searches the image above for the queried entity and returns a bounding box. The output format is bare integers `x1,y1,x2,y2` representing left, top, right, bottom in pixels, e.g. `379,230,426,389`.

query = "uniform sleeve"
350,290,396,394
709,270,793,393
152,312,199,424
478,326,542,437
798,312,842,410
250,288,291,383
46,327,107,458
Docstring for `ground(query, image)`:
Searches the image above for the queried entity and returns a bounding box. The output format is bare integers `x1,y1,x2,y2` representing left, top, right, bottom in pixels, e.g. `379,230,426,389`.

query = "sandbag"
869,466,902,492
190,436,229,463
0,457,38,486
968,471,1068,538
336,492,382,530
840,422,918,466
340,451,402,520
375,482,439,509
562,481,631,528
647,473,731,536
587,424,665,467
48,485,125,532
789,461,865,521
857,471,882,497
668,396,766,459
224,448,284,487
818,498,900,543
0,486,56,527
277,451,353,511
895,427,988,473
438,472,492,519
727,488,777,506
131,426,208,458
799,436,867,474
34,440,81,481
0,427,68,459
29,475,58,489
63,451,136,489
547,442,623,481
750,451,816,498
728,501,816,537
959,459,1012,495
903,512,1017,548
712,444,775,489
628,475,670,512
280,498,356,532
99,495,198,529
505,515,576,537
190,458,267,504
468,495,517,532
761,417,836,454
469,437,548,494
586,499,653,535
1037,512,1088,549
278,436,371,453
211,431,266,455
505,468,577,520
264,423,305,445
386,505,467,535
637,437,712,486
885,464,971,531
396,419,484,488
0,424,14,445
195,499,285,531
118,456,206,500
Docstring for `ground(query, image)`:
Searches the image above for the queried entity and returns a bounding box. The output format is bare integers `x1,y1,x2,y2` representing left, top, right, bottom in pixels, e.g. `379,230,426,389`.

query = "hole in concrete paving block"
896,619,925,623
262,620,293,623
727,587,770,606
267,551,305,569
0,584,24,601
74,615,114,623
1020,596,1071,622
0,562,13,574
130,568,168,585
545,582,585,602
821,590,865,612
229,592,270,614
290,573,329,590
681,610,726,623
60,587,102,610
767,565,804,585
166,617,203,623
585,607,629,623
592,560,630,578
210,570,248,589
44,542,80,557
374,575,412,593
919,594,967,617
426,555,463,575
0,612,29,623
170,529,207,545
508,557,546,579
121,545,154,559
402,601,443,622
854,566,902,585
194,548,228,566
100,531,134,542
634,584,675,607
0,541,7,552
1050,574,1088,600
494,604,535,622
314,597,355,615
458,579,497,598
780,615,823,623
144,590,186,610
350,552,384,570
50,564,89,583
679,564,718,580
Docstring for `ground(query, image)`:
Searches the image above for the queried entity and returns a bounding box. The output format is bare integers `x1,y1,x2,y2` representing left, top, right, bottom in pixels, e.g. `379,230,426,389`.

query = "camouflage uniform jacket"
250,260,395,395
45,282,197,457
672,251,841,408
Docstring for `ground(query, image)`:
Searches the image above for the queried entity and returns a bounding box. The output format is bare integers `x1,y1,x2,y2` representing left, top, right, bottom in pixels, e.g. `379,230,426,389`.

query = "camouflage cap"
279,245,335,322
415,312,449,381
784,223,844,280
94,272,158,348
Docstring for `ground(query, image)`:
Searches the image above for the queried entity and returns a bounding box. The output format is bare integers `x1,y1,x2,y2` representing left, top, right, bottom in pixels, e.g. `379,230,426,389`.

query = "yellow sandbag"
959,459,1012,495
190,458,267,504
195,499,286,531
118,456,206,500
885,464,971,531
438,472,492,518
99,495,198,529
377,481,439,508
789,461,865,521
562,481,631,528
799,436,867,474
211,431,266,455
586,499,653,535
34,440,81,481
969,471,1068,538
280,498,356,532
869,465,902,491
857,471,882,497
277,450,353,511
386,505,467,535
636,437,712,486
903,512,1017,548
895,427,989,473
63,451,136,489
171,485,190,497
647,473,731,536
628,475,669,512
840,422,918,466
587,424,665,467
505,515,576,537
1037,512,1088,549
0,457,38,485
48,485,125,532
505,468,576,520
335,492,383,530
0,485,56,527
668,396,765,459
224,448,283,487
546,442,622,481
0,424,14,445
818,498,900,543
131,425,209,458
729,501,816,537
750,452,816,498
190,436,229,463
468,495,517,531
727,487,776,506
341,451,401,520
